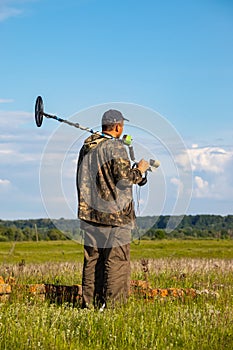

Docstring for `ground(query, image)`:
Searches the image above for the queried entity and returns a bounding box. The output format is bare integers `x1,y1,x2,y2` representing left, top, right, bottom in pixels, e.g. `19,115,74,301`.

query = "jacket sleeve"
110,140,143,186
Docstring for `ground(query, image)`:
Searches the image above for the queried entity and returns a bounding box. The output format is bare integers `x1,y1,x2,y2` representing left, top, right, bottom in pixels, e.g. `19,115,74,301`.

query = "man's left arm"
111,142,145,186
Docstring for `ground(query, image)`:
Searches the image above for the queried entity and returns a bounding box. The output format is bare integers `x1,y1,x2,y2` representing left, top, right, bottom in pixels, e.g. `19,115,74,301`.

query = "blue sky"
0,0,233,219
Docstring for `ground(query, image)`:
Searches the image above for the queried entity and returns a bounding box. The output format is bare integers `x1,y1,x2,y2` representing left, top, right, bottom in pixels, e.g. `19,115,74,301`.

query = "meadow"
0,240,233,349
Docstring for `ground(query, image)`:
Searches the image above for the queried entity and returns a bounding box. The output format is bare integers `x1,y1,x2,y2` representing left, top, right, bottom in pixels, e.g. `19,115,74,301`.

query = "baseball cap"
102,109,129,126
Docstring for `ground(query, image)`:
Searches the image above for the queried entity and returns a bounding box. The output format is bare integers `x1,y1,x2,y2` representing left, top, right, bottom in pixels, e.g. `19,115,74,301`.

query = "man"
76,109,149,309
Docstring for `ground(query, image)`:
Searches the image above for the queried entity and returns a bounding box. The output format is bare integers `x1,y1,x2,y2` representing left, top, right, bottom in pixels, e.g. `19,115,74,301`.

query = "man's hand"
137,159,150,174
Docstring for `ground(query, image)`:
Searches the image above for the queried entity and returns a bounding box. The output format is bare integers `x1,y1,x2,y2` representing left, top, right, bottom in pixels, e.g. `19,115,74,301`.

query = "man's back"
77,134,136,227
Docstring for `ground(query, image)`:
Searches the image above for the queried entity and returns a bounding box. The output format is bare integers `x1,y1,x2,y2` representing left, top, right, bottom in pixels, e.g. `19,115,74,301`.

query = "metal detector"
34,96,160,179
35,95,112,138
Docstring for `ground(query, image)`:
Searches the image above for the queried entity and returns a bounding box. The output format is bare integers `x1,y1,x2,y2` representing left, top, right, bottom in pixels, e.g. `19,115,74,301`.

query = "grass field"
1,239,233,264
0,240,233,349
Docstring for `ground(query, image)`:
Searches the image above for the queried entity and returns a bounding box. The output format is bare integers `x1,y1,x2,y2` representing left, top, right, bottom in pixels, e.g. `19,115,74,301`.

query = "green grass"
0,241,83,264
1,239,233,264
0,257,233,349
1,295,232,350
0,240,233,349
131,239,233,259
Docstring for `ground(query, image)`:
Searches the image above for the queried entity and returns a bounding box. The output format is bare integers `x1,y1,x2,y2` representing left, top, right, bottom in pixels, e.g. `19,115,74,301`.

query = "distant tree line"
0,219,80,242
0,215,232,241
137,215,233,240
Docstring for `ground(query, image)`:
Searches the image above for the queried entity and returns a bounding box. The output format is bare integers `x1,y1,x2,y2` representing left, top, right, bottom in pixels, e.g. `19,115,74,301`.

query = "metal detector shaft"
43,112,82,129
46,112,112,138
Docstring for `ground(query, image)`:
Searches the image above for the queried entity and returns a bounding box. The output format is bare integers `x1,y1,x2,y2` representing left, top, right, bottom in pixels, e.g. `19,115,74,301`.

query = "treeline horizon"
0,214,232,241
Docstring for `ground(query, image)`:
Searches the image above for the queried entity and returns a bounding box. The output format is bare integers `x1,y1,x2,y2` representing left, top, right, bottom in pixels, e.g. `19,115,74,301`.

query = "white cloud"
0,1,22,21
0,143,41,164
0,0,35,22
0,109,41,164
0,149,13,154
170,177,184,195
194,176,209,198
0,178,10,186
175,145,233,200
0,110,32,128
0,107,48,221
176,145,233,174
0,98,14,103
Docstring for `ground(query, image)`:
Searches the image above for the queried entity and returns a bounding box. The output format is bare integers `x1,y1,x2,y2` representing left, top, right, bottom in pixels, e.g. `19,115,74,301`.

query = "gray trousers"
80,220,131,308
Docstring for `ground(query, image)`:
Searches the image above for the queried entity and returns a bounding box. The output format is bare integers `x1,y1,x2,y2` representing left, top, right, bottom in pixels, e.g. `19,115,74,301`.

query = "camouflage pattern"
76,134,143,228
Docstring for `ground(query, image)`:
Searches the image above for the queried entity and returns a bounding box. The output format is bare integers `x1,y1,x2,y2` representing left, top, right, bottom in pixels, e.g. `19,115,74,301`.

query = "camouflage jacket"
76,134,143,227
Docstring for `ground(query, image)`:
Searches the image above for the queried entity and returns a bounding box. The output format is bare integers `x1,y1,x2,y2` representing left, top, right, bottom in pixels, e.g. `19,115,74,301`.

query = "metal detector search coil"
35,96,44,127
